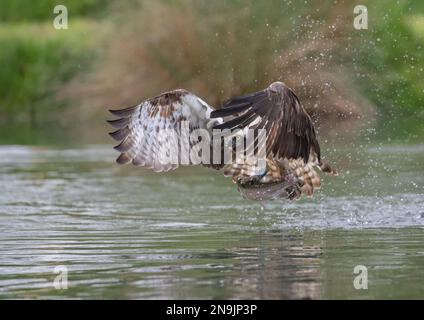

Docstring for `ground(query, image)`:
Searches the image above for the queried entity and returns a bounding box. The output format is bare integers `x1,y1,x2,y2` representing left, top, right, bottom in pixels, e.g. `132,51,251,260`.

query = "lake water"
0,144,423,299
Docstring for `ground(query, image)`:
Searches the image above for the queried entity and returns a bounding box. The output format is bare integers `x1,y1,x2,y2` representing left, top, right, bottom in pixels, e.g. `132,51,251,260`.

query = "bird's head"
268,81,288,93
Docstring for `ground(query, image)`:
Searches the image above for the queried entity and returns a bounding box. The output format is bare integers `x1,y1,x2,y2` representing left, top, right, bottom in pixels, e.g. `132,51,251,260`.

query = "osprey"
108,81,337,201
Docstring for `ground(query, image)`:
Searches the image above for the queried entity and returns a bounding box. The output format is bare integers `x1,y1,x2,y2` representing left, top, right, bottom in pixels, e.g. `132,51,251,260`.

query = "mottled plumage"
108,89,222,172
108,82,337,201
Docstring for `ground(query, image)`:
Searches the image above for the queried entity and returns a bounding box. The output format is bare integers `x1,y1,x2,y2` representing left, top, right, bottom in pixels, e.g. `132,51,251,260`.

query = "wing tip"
107,117,130,129
108,105,138,117
108,127,130,141
116,153,132,165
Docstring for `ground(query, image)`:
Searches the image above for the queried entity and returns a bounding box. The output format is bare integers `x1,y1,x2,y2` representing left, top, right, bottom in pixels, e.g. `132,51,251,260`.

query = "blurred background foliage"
0,0,422,144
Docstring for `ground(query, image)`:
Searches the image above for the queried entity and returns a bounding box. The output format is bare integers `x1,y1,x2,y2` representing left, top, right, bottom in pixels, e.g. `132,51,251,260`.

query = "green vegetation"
66,0,373,142
0,21,98,144
0,0,106,144
358,0,424,142
0,0,423,144
0,0,109,22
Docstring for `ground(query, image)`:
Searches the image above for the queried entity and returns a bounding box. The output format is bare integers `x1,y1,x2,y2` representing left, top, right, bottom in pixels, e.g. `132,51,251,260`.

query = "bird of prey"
108,81,337,201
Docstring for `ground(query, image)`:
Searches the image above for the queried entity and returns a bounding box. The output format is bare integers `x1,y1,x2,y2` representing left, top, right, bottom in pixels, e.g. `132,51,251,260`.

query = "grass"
0,20,100,144
356,0,424,142
0,0,111,144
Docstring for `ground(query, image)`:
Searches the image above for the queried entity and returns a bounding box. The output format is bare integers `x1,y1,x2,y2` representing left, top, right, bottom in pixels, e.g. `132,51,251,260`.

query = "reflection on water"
0,145,423,299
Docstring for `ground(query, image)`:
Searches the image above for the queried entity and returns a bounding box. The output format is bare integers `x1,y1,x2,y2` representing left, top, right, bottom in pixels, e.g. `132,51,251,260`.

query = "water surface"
0,145,423,299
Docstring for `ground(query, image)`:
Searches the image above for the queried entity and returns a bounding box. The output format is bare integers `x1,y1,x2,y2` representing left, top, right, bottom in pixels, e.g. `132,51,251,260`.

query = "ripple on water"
0,145,423,299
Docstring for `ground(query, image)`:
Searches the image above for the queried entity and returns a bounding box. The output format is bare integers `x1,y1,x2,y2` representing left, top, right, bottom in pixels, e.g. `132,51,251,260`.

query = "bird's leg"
284,173,303,200
287,185,302,200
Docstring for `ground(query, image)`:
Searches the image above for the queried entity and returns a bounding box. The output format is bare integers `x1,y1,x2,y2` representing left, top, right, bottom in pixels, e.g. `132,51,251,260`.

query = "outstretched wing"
211,81,321,164
108,89,220,172
211,81,337,199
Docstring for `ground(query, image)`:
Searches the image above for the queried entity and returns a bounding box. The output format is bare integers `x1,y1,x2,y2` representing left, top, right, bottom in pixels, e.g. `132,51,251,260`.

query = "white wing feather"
108,90,222,172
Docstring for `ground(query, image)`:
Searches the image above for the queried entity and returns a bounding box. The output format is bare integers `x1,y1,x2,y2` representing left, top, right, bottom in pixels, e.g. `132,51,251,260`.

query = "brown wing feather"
211,81,338,199
211,81,320,163
107,89,220,172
